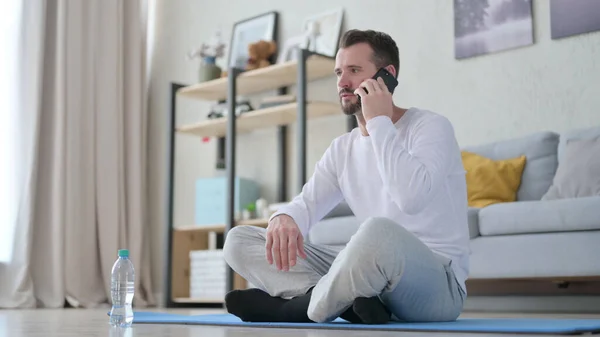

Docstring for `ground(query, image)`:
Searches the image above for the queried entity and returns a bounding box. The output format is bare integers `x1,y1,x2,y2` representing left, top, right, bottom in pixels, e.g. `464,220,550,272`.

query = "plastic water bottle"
109,249,135,327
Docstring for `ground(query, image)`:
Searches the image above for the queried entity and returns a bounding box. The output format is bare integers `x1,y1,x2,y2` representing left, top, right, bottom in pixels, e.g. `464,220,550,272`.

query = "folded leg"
307,217,465,323
223,225,344,322
223,225,342,298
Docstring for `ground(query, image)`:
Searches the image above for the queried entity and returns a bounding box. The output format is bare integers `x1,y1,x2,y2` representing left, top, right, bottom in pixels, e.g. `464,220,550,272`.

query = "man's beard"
339,89,362,116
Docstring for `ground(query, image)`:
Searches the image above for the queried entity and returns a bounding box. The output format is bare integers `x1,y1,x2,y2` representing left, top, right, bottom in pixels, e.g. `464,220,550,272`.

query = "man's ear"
385,65,397,78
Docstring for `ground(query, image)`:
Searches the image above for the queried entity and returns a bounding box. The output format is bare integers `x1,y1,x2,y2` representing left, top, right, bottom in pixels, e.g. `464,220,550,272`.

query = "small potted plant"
187,30,226,83
242,202,256,220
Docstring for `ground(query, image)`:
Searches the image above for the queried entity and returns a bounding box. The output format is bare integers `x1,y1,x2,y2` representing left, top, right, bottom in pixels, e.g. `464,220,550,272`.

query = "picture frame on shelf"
276,35,307,64
301,8,344,57
227,11,278,70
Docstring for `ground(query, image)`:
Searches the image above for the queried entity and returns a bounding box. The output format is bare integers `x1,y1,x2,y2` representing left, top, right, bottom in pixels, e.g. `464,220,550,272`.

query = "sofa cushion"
542,136,600,200
462,131,559,201
558,125,600,163
310,208,480,244
478,196,600,236
462,151,527,208
469,230,600,279
307,215,361,246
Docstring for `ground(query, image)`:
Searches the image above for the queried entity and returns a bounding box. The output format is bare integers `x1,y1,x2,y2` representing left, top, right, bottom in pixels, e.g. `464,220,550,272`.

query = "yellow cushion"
461,151,527,208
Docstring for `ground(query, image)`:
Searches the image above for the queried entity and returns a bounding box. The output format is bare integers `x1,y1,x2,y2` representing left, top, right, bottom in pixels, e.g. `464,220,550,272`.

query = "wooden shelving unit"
176,219,269,233
177,101,339,138
177,54,334,101
169,219,270,304
164,49,351,307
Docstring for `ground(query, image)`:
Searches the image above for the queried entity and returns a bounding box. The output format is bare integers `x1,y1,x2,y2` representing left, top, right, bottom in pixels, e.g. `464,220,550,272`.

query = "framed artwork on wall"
227,11,278,70
550,0,600,39
454,0,534,59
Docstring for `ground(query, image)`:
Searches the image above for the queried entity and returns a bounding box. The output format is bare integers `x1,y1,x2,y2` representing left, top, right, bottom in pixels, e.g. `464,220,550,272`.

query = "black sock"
352,296,391,324
225,288,287,322
339,305,363,323
280,287,314,322
225,289,390,324
224,288,314,323
338,296,390,324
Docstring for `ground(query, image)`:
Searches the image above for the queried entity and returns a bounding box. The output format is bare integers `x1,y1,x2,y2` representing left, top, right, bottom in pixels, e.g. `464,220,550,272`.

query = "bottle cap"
118,249,129,257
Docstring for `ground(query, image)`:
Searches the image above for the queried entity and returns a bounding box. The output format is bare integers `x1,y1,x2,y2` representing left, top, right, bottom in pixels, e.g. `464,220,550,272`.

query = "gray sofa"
308,125,600,283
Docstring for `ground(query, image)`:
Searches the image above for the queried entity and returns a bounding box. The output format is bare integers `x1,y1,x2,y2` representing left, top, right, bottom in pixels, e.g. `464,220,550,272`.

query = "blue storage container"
194,176,260,226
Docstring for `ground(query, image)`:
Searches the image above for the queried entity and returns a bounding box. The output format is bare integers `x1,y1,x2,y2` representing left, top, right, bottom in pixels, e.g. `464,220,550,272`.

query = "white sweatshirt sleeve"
365,114,458,215
269,138,344,238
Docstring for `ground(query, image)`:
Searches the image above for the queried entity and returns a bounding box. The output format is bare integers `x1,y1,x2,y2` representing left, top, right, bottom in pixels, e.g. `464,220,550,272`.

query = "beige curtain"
0,0,155,308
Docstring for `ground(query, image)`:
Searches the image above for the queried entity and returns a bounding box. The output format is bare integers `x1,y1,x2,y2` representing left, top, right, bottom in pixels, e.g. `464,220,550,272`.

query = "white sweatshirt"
271,107,470,293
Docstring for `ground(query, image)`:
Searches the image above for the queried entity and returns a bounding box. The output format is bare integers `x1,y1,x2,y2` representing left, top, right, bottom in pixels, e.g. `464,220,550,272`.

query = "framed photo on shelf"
227,11,278,70
301,8,344,57
276,35,307,64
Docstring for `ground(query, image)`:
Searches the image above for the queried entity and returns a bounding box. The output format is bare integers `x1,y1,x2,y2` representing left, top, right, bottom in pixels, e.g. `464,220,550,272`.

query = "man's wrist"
269,213,292,224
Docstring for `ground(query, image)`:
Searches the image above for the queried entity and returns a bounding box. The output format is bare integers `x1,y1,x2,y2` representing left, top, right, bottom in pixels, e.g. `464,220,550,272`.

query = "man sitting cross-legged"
222,28,469,324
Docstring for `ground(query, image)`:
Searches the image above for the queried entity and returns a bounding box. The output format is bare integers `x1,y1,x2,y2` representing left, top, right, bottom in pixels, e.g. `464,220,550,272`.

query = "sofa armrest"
468,207,481,239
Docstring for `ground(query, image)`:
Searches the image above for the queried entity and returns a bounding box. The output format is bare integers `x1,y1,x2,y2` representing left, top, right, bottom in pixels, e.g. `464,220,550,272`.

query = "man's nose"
338,74,351,89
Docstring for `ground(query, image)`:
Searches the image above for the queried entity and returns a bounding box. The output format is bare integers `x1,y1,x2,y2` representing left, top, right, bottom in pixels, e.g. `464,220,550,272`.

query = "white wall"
147,0,600,300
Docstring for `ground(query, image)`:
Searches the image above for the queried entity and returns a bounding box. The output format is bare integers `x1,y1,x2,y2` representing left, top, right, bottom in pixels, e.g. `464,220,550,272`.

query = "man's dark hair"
338,29,400,78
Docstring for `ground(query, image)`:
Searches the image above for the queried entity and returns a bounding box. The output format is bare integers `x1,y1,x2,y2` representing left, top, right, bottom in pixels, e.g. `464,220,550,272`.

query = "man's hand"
265,214,307,271
354,77,394,122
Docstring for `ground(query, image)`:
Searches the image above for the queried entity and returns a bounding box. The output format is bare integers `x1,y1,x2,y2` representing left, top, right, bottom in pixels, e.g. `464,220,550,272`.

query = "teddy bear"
245,40,277,71
219,40,277,78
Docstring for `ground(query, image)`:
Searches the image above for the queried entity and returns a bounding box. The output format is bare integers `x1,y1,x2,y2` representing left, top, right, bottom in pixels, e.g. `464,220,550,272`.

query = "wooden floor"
2,307,599,337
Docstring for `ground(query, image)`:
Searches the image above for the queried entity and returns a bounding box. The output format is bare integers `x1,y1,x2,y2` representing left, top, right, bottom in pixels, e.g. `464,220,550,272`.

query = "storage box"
189,250,226,300
195,176,260,226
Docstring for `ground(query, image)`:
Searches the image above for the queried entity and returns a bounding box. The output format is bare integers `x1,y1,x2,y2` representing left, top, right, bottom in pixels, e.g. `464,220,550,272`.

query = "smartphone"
358,68,398,102
372,67,398,93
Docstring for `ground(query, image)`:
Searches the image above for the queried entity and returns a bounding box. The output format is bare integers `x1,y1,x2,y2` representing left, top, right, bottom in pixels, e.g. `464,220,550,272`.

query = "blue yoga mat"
128,311,600,334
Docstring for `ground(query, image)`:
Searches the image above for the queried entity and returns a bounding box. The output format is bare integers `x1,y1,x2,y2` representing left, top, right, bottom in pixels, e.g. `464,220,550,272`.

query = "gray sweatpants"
223,216,465,323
